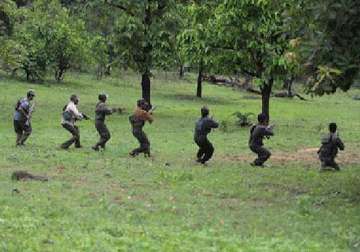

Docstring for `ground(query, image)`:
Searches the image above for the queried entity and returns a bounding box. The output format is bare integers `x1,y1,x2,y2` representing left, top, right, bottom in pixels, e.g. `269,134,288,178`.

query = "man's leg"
73,126,81,148
19,123,32,145
61,124,77,149
201,138,214,163
258,146,271,165
99,124,111,149
139,131,150,157
250,145,270,166
195,138,205,161
320,157,339,171
130,131,143,156
14,120,23,146
328,158,340,171
93,122,110,150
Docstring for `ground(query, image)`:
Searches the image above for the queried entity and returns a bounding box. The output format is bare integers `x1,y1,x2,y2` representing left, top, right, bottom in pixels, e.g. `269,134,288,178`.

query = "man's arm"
336,137,345,151
209,118,219,129
69,103,84,120
96,103,113,115
18,101,30,118
263,126,274,136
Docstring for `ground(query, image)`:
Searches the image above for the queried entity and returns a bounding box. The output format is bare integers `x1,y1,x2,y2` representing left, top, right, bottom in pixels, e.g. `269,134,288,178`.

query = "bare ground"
222,147,360,166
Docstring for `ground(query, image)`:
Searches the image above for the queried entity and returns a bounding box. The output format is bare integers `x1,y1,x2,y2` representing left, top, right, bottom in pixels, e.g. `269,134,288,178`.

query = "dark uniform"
129,107,153,157
194,117,219,164
249,125,274,166
318,133,345,170
93,102,113,150
14,96,34,146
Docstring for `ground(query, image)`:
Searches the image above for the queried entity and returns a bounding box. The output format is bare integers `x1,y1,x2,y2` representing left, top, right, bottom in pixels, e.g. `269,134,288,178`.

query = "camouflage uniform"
129,107,153,157
93,101,113,150
318,133,345,170
194,116,219,164
249,125,274,166
13,97,34,145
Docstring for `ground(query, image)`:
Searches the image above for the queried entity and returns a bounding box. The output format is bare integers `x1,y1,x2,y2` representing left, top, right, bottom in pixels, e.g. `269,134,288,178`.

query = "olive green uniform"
93,102,113,150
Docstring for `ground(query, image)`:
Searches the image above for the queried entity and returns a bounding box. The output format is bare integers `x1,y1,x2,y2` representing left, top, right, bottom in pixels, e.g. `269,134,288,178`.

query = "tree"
178,1,218,98
298,0,360,95
105,0,175,105
14,0,90,81
0,1,24,74
211,0,295,118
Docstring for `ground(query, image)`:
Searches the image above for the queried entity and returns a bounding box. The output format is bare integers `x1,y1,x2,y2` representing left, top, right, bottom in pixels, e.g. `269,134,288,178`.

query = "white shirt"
61,101,83,125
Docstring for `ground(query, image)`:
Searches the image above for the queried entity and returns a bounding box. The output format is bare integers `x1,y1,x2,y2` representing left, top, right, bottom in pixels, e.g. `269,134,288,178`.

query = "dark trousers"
250,145,271,166
130,130,150,156
195,135,214,164
61,124,81,149
14,120,32,145
94,121,111,149
320,156,340,170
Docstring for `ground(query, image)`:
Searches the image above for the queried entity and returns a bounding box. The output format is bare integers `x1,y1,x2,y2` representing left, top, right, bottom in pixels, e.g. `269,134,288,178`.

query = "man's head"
70,94,79,105
201,106,209,118
98,93,108,102
257,113,268,124
329,122,337,133
27,90,35,100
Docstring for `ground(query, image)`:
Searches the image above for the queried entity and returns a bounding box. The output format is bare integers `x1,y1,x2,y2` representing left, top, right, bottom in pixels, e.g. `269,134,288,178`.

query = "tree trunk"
287,77,294,97
141,71,151,105
196,60,203,98
179,64,184,79
261,78,273,120
283,77,294,97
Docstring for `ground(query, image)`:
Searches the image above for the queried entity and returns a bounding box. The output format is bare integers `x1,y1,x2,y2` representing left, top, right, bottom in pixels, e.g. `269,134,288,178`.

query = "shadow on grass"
159,93,235,106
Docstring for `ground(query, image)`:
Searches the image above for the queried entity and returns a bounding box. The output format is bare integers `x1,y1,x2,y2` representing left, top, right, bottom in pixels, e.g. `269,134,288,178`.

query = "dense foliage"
0,0,359,112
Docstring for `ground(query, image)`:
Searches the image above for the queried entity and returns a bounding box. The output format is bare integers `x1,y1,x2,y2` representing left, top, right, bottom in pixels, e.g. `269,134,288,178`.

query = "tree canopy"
0,0,359,116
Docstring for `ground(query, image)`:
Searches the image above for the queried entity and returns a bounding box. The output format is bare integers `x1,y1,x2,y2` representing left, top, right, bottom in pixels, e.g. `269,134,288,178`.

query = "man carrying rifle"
60,94,89,149
13,90,36,146
249,113,274,167
194,106,219,165
129,99,154,157
318,123,345,171
92,93,119,151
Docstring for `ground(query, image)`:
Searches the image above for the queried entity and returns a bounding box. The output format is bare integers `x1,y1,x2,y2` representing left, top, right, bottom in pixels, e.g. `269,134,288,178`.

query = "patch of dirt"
221,147,360,166
55,165,66,174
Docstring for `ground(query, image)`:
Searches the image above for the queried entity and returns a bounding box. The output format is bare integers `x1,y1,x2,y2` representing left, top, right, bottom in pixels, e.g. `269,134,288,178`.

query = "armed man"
249,113,274,167
194,106,219,165
60,94,89,149
129,99,153,157
318,123,345,171
13,90,36,146
92,93,119,151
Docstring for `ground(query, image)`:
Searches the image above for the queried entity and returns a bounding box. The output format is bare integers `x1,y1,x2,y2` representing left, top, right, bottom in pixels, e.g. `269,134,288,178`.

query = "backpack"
62,104,73,121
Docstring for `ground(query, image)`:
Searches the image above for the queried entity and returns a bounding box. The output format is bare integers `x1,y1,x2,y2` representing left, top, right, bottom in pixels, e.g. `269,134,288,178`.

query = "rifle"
149,105,157,114
265,124,275,139
81,113,92,121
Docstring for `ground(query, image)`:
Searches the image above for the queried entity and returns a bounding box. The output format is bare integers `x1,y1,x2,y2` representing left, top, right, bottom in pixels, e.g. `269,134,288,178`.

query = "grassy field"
0,72,360,251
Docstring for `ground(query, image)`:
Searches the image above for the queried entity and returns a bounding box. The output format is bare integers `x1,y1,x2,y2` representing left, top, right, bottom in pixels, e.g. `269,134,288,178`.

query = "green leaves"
299,0,360,95
9,0,91,81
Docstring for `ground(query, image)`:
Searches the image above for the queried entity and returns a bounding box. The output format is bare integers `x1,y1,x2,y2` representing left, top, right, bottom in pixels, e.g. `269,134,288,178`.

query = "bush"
232,112,255,127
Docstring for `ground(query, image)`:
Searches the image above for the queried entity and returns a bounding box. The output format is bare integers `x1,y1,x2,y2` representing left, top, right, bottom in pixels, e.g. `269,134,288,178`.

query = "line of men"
13,90,345,171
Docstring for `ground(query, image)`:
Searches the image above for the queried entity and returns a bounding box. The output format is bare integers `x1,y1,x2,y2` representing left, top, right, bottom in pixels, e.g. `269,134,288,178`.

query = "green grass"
0,72,360,251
